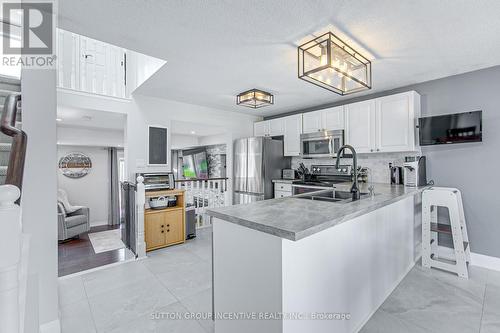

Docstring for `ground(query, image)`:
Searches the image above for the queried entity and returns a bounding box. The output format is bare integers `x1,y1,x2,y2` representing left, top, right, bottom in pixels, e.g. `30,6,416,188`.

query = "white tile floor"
59,227,500,333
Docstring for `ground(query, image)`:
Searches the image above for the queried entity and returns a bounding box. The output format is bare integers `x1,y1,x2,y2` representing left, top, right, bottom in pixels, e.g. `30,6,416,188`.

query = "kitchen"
43,2,500,333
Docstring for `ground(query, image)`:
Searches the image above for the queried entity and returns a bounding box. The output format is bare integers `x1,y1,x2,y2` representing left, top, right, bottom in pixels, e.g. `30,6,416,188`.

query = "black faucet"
335,145,360,201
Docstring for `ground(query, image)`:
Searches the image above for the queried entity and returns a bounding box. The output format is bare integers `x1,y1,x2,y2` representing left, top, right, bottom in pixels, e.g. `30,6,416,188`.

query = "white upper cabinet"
345,100,377,153
57,28,127,99
302,110,323,133
345,91,420,153
283,114,302,156
302,106,345,133
323,106,345,130
269,118,285,136
376,92,419,152
254,121,270,137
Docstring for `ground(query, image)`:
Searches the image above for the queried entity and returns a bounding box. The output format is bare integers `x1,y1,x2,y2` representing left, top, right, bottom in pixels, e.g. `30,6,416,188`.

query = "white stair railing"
176,178,229,228
0,185,22,333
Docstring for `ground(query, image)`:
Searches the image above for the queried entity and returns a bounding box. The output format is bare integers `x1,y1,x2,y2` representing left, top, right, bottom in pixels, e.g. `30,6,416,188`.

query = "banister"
0,94,26,194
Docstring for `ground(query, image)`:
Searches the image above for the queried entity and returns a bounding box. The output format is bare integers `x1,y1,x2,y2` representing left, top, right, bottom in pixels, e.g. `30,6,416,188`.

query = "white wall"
57,146,110,226
198,133,227,146
57,126,124,147
21,68,59,329
57,90,260,205
171,134,199,149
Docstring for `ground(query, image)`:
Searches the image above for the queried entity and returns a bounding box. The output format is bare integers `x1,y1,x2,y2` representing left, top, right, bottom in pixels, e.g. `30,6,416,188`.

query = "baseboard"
470,252,500,272
90,220,108,227
39,319,60,333
437,246,500,272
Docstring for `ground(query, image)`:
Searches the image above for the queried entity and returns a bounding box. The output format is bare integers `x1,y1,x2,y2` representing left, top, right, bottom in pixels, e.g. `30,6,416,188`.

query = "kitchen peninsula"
207,182,426,333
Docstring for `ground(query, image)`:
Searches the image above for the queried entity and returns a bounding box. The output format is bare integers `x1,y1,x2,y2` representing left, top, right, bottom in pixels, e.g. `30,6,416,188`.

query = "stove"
292,165,352,195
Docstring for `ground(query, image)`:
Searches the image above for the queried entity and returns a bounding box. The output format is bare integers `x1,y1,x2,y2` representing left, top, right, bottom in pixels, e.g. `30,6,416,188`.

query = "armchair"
58,202,90,241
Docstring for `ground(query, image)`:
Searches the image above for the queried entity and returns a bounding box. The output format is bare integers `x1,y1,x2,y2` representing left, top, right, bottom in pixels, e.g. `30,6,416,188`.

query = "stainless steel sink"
294,190,369,203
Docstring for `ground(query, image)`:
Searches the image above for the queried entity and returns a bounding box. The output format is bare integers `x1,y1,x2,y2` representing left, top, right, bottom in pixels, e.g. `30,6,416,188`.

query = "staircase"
0,77,21,185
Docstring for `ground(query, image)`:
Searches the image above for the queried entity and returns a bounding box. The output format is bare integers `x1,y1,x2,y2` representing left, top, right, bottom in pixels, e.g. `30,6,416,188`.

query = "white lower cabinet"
283,114,302,156
274,182,292,198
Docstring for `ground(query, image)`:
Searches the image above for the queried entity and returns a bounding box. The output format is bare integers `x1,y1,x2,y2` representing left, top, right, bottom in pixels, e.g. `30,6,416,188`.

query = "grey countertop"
272,179,296,184
206,183,428,241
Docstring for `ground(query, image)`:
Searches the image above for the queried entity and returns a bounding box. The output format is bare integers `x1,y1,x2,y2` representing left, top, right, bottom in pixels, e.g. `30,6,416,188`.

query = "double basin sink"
294,189,369,204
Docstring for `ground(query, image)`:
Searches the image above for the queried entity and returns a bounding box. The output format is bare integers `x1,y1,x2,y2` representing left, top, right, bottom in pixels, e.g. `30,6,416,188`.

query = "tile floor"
59,226,500,333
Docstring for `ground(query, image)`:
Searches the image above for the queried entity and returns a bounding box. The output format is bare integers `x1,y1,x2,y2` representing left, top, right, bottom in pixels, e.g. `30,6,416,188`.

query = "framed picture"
147,125,168,166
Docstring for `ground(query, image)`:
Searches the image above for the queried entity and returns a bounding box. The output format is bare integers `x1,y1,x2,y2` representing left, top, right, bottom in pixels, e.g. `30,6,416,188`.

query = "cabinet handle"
167,229,170,232
376,148,380,152
161,225,164,228
167,224,170,227
161,230,164,233
370,149,374,152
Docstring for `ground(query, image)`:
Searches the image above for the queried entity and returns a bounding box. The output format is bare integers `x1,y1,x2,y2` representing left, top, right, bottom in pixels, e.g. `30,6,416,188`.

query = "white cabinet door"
376,92,416,152
283,114,302,156
269,118,285,136
57,29,80,90
254,121,270,137
345,100,376,153
323,106,345,130
302,111,322,133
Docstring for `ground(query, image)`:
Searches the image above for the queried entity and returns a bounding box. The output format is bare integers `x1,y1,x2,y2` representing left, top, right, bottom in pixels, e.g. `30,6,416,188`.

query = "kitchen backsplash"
292,152,420,184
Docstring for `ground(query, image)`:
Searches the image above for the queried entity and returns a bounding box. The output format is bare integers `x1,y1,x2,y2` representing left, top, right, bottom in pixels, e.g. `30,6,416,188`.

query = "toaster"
282,169,297,180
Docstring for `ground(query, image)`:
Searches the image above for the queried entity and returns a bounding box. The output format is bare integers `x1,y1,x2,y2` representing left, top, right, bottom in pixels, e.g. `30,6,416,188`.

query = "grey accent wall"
267,65,500,258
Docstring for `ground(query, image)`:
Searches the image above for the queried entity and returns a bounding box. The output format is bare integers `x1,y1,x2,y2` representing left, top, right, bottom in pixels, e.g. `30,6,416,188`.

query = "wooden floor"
58,224,128,277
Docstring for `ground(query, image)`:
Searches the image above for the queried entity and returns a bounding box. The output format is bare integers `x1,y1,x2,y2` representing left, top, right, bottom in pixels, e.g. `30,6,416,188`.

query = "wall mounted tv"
418,111,482,146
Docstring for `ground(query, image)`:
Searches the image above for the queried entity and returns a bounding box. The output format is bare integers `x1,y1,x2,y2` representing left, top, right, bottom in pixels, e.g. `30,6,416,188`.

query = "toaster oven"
136,172,175,191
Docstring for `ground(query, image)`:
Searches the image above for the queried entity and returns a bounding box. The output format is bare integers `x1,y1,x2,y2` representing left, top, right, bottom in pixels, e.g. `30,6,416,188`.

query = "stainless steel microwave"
300,130,344,158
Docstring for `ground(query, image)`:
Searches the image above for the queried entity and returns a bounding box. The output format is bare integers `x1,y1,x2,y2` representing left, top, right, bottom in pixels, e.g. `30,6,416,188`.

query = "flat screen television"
418,111,482,146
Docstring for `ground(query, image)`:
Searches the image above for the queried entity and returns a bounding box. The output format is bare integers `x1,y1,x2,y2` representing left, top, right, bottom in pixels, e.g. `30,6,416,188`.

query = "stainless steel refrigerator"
233,137,290,204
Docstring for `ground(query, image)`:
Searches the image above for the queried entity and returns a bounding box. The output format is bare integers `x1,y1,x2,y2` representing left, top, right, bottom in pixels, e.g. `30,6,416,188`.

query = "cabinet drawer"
275,190,292,198
274,183,292,192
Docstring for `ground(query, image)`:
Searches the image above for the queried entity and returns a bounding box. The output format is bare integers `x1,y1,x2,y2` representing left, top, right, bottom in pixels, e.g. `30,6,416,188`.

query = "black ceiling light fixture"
236,89,274,108
298,32,372,95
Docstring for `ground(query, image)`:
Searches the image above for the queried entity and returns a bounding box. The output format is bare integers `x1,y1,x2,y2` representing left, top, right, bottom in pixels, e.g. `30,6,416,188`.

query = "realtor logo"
3,2,53,55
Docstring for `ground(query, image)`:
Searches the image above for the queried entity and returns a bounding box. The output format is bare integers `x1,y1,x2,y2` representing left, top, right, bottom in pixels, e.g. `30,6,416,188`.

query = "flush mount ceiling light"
298,32,372,95
236,89,274,108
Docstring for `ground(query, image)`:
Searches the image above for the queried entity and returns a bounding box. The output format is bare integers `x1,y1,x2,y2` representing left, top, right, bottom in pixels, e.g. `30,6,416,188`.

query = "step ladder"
422,187,470,278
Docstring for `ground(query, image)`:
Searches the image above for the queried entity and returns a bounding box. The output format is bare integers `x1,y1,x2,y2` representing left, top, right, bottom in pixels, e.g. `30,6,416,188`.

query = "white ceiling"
59,0,500,117
57,106,126,130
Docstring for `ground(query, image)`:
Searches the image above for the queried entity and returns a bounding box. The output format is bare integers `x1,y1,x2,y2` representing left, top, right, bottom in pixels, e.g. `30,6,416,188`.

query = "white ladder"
422,187,470,278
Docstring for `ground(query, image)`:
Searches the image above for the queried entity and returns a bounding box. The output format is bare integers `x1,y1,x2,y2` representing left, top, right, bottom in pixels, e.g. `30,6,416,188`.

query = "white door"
283,114,302,156
56,29,80,90
323,106,345,130
376,93,415,152
302,110,322,133
345,100,376,153
254,121,270,137
269,118,284,136
105,45,126,98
